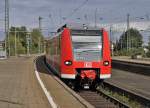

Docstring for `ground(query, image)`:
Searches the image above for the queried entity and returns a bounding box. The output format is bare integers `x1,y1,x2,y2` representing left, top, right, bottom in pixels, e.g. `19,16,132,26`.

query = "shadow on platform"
35,56,54,76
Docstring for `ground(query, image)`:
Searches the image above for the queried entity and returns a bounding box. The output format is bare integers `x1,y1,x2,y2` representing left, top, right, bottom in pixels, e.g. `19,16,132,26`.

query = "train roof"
57,23,103,33
45,24,103,41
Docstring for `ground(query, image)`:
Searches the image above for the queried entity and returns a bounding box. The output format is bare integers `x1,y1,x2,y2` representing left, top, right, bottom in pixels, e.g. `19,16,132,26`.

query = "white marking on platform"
35,70,58,108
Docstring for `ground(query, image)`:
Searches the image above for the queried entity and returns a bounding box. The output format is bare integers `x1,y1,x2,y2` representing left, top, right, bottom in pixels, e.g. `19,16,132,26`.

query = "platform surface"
106,68,150,99
0,57,50,108
112,56,150,64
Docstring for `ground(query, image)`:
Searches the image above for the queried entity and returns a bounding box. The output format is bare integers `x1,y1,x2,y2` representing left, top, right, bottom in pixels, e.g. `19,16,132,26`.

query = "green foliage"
31,28,44,53
6,27,44,56
146,51,150,57
117,28,143,50
146,37,150,57
114,28,143,56
114,47,144,57
17,39,26,54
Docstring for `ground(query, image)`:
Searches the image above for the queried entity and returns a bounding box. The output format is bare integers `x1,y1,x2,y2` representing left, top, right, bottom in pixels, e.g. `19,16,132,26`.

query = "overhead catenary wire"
60,0,88,24
47,0,88,31
49,14,56,29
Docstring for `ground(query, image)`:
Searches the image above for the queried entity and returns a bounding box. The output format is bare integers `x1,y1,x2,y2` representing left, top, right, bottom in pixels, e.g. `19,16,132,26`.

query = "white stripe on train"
61,74,111,79
61,74,76,79
100,74,111,79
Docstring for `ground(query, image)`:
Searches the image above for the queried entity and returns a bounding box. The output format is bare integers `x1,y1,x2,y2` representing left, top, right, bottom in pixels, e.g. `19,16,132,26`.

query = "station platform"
0,57,50,108
110,56,150,99
112,56,150,65
106,68,150,100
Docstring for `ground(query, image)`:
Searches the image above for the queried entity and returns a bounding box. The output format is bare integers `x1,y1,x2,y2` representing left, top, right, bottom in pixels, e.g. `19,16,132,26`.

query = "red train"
45,24,111,89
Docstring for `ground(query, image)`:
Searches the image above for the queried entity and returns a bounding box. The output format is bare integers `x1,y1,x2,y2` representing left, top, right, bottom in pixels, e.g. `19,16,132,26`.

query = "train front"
61,27,111,89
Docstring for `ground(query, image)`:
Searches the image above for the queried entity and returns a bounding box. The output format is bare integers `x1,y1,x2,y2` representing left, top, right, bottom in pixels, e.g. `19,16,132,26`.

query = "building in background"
0,41,6,59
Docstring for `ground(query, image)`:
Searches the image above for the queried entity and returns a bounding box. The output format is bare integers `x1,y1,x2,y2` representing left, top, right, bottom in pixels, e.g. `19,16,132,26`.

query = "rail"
103,81,150,108
112,59,150,76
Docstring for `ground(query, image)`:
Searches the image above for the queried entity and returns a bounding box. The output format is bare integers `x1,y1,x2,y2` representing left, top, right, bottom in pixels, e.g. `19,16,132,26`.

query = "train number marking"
84,62,92,68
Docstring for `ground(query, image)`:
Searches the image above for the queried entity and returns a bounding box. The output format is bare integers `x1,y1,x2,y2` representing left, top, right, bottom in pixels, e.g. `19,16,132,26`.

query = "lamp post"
14,28,17,56
126,13,130,51
94,8,97,28
26,32,31,56
5,0,10,57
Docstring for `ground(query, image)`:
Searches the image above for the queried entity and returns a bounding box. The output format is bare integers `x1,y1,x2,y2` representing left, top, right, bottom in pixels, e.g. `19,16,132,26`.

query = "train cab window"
71,30,102,61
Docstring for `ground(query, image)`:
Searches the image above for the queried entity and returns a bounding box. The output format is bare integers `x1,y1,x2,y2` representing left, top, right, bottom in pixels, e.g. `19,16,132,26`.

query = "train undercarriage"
63,69,103,90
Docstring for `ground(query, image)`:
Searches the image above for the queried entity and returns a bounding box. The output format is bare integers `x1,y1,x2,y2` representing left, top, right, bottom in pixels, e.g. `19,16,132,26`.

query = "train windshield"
71,30,102,61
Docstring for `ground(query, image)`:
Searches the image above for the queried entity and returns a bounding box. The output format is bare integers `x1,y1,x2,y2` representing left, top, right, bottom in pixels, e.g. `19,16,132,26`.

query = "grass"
98,87,142,108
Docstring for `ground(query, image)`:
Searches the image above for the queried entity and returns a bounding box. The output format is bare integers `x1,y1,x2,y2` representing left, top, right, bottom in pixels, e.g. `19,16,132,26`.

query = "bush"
114,48,145,57
146,51,150,57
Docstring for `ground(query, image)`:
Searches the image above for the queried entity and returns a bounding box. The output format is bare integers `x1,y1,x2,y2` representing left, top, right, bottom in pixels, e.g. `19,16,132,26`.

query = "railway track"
103,81,150,108
78,90,116,108
77,89,129,108
112,60,150,76
77,81,150,108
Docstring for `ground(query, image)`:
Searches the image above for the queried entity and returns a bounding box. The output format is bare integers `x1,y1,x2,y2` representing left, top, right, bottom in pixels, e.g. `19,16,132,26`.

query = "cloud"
0,0,150,36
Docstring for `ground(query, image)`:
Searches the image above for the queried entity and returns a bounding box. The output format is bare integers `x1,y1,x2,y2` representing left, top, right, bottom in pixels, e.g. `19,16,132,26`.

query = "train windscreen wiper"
75,49,100,53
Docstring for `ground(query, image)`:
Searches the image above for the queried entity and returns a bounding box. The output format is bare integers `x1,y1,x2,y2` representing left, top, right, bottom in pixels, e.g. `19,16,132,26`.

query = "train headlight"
83,24,88,30
64,60,72,66
103,61,109,66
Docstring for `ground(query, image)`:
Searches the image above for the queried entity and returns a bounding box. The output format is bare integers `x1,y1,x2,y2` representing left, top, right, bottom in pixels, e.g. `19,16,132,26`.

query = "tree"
31,28,44,53
6,27,44,56
117,28,143,50
115,28,143,56
8,26,28,56
146,36,150,57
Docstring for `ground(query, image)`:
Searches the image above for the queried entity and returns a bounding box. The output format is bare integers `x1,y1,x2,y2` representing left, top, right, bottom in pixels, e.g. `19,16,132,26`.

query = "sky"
0,0,150,40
